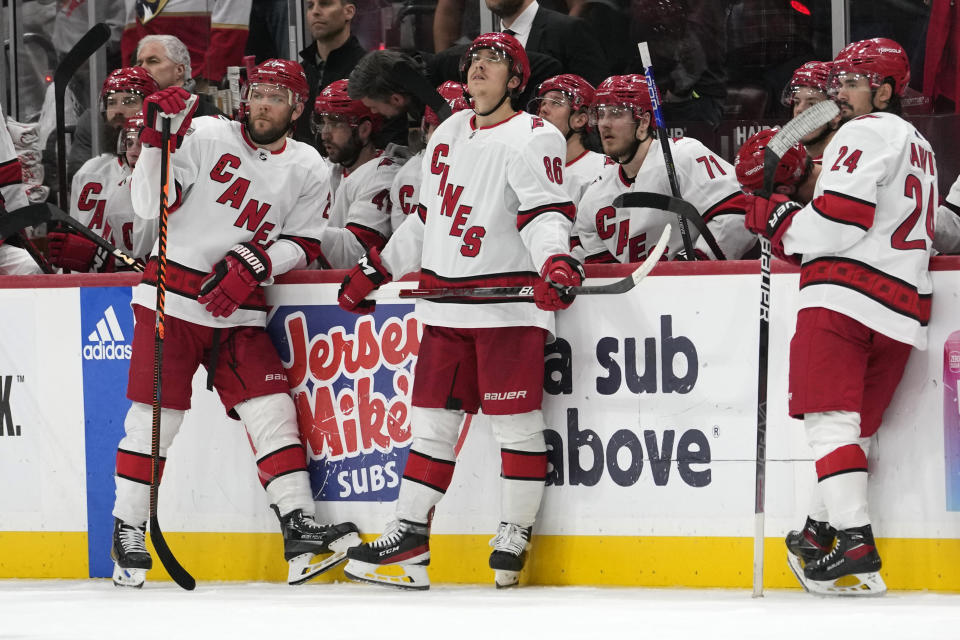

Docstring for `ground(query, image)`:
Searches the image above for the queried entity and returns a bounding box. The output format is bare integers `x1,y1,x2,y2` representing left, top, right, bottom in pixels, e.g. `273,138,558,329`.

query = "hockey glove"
744,193,802,262
338,248,391,314
198,242,272,318
534,254,584,311
141,87,198,151
47,229,114,272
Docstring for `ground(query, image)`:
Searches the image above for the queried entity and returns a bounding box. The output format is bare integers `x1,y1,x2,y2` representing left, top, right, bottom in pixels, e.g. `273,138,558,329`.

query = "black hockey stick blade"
149,515,196,590
55,23,111,210
612,192,726,260
762,100,840,196
373,224,670,301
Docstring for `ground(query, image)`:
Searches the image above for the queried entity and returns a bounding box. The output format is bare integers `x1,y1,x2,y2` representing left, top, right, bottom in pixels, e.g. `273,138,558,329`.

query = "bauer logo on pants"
83,305,132,360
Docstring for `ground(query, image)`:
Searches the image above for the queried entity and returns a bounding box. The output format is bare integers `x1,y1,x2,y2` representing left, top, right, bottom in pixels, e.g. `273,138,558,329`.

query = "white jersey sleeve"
0,105,28,213
389,150,423,233
934,174,960,254
70,154,126,237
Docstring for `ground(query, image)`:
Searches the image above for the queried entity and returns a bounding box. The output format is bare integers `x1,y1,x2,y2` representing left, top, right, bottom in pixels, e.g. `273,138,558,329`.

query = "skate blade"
287,550,348,586
786,551,810,592
494,569,520,589
803,571,887,597
112,565,146,588
343,559,430,591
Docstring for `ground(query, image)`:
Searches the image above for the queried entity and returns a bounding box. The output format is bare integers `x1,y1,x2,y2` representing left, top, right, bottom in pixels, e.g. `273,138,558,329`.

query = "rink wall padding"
2,262,960,591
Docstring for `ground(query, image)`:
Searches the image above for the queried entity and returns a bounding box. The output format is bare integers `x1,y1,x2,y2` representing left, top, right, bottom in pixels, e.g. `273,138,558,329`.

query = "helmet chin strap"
472,91,509,117
615,123,652,165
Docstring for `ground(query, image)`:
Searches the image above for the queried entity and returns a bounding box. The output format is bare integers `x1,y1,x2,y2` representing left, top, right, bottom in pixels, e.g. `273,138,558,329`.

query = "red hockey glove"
198,242,272,318
140,87,198,151
744,193,802,261
47,229,114,272
338,248,391,314
534,254,584,311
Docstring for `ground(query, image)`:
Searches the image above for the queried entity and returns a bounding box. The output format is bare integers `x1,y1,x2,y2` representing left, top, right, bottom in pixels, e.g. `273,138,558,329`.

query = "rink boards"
2,260,960,590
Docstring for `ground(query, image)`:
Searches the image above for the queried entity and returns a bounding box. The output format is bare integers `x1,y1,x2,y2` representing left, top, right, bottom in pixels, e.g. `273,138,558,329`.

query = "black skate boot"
801,524,886,596
489,522,532,588
274,506,361,585
344,519,431,590
111,518,152,588
785,516,836,588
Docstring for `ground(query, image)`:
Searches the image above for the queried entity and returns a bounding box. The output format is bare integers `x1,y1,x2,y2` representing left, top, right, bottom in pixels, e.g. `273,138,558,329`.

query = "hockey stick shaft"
370,224,670,301
55,23,111,211
638,42,695,260
149,117,195,591
612,192,726,260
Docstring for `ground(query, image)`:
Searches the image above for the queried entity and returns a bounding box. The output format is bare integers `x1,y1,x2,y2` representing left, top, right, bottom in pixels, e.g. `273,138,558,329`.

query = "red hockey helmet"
423,81,471,128
589,74,653,125
314,79,383,132
781,61,832,105
536,74,596,111
460,32,531,93
735,128,810,194
248,58,310,105
117,113,146,161
100,67,159,111
832,38,910,96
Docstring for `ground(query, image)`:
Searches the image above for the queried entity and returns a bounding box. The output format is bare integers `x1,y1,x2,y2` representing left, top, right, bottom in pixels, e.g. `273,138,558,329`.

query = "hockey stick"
149,117,196,591
0,202,143,271
751,98,840,598
369,223,670,301
612,192,726,260
638,42,695,260
55,23,111,211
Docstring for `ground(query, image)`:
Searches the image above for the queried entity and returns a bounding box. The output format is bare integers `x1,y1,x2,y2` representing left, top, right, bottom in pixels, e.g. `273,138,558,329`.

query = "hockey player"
745,38,934,596
528,74,610,207
0,105,42,275
48,67,158,273
338,32,578,590
573,74,753,263
103,115,156,265
111,59,358,588
312,79,408,268
388,81,471,233
782,61,840,163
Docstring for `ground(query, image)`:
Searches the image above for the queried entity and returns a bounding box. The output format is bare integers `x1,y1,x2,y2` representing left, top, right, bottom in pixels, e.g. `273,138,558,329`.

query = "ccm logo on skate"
484,390,527,401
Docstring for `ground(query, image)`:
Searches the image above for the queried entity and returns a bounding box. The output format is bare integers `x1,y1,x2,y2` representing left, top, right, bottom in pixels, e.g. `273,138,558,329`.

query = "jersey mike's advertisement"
267,302,419,503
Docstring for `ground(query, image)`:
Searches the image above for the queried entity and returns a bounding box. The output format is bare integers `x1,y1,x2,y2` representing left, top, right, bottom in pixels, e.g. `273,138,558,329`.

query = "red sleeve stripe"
517,201,576,231
402,449,456,494
702,191,748,222
0,158,23,189
417,204,428,224
346,223,388,253
811,190,876,231
500,449,547,481
585,250,617,264
278,234,324,264
256,443,307,489
116,448,165,485
815,443,868,481
800,256,931,325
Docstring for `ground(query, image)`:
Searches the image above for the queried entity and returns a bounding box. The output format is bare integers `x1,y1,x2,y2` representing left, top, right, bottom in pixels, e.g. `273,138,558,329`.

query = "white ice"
2,581,959,640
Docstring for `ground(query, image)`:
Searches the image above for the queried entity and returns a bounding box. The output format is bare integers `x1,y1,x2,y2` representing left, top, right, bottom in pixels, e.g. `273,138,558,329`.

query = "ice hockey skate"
799,524,886,596
343,519,431,590
275,506,361,585
111,518,152,588
489,522,531,588
785,516,836,589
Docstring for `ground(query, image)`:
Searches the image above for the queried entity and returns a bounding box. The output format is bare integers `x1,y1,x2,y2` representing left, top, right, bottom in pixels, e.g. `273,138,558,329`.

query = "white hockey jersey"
782,112,936,348
381,109,575,333
130,116,331,328
320,144,408,269
389,149,423,233
70,154,127,240
564,149,610,206
105,173,157,261
934,174,960,254
573,137,752,262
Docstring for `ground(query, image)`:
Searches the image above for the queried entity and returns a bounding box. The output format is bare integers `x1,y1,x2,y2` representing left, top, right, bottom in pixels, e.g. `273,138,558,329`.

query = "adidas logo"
83,306,132,360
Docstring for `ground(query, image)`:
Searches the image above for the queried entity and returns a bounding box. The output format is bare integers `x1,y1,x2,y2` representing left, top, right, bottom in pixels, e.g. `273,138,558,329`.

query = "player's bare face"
319,116,361,165
361,95,404,118
466,49,511,109
485,0,525,18
833,73,874,121
594,105,637,160
535,91,573,134
123,131,142,168
247,85,296,145
306,0,353,42
136,41,184,89
104,92,144,128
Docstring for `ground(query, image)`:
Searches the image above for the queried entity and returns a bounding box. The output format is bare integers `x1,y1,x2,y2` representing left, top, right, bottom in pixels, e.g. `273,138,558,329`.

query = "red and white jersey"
1,106,27,214
934,174,960,254
120,0,251,82
783,112,936,348
389,149,423,233
381,109,575,333
105,173,157,260
564,149,610,206
574,137,751,262
130,116,330,328
70,154,128,241
320,144,408,269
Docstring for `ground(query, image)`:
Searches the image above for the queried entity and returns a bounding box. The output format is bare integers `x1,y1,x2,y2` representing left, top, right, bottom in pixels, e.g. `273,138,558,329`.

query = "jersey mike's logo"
83,305,132,361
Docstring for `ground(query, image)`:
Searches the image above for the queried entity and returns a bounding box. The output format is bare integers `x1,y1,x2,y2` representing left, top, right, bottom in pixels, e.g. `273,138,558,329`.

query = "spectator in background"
135,35,224,117
247,0,290,62
295,0,368,144
348,50,432,148
121,0,251,87
924,0,959,113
